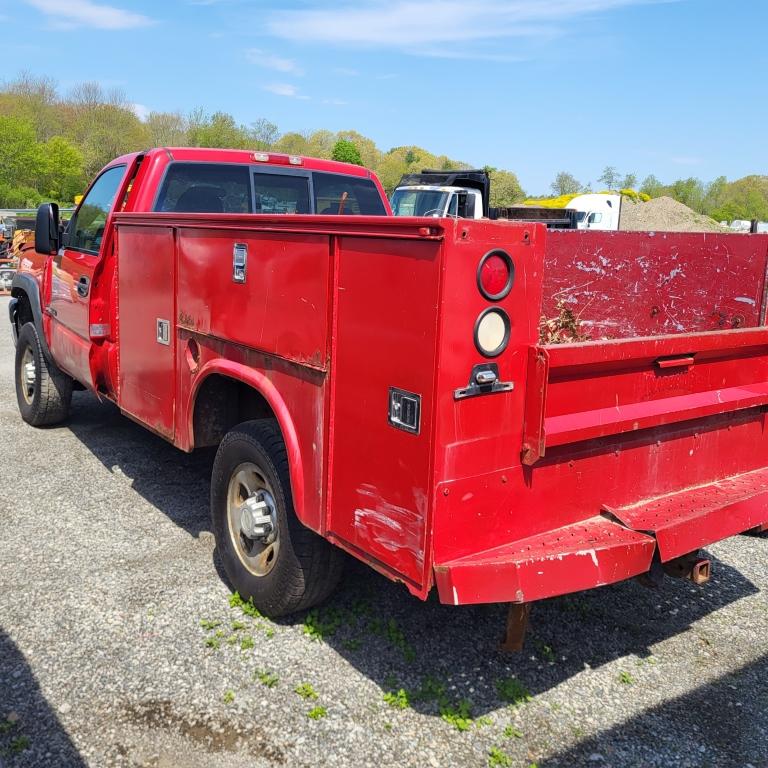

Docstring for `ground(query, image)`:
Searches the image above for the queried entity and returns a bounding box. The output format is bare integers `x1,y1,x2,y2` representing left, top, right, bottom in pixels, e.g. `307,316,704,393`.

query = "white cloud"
25,0,153,29
262,83,309,99
267,0,669,51
131,103,150,121
322,98,348,106
246,49,304,76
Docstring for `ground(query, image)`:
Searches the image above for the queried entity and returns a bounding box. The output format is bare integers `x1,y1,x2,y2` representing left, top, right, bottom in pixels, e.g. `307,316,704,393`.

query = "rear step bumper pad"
605,465,768,562
434,466,768,606
433,517,655,606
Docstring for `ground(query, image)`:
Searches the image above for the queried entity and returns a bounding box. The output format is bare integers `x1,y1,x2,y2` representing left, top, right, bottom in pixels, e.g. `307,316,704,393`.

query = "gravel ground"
1,295,767,768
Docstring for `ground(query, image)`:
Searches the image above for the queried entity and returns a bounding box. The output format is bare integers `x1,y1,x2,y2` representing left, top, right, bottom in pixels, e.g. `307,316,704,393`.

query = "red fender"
184,359,306,522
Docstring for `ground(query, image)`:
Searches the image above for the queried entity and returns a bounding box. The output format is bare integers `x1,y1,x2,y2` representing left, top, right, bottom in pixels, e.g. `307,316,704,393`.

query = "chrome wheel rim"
21,346,36,405
226,462,279,577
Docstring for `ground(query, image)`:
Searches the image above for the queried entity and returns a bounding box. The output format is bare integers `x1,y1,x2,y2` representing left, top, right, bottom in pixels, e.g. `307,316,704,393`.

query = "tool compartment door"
116,225,176,438
327,235,442,591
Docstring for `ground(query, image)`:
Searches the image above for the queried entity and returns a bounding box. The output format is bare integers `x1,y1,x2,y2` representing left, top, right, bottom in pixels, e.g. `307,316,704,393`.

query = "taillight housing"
477,249,514,301
474,307,511,357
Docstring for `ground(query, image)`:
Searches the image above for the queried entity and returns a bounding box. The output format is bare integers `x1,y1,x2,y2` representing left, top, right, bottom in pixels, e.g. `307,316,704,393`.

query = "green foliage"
222,689,235,704
254,669,279,688
618,670,636,685
295,682,319,700
240,635,255,650
503,724,523,739
199,618,221,630
495,677,532,706
640,174,665,198
550,171,581,196
187,110,251,149
383,688,410,709
307,706,327,720
303,607,344,641
331,138,363,165
229,591,262,618
488,168,526,206
439,699,474,731
598,165,620,190
488,747,513,767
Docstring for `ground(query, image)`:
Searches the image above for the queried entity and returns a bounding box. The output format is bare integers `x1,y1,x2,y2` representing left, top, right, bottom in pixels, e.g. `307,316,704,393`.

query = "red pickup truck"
10,147,768,646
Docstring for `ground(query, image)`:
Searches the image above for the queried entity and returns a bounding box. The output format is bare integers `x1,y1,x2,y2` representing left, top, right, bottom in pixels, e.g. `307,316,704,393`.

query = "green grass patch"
383,688,410,710
495,677,532,706
488,747,512,767
229,591,262,618
440,699,474,732
254,669,279,688
295,682,319,700
199,619,221,631
307,706,327,720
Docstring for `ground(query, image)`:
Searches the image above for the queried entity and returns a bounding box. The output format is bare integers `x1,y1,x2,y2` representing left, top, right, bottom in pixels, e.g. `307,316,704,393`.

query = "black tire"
14,322,73,427
211,419,344,617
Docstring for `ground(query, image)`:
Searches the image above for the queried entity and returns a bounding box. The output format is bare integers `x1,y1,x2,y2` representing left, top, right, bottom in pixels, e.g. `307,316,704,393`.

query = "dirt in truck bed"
620,196,727,232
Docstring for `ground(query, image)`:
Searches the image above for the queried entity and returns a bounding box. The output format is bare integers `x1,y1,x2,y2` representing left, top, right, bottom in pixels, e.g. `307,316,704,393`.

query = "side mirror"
35,203,60,254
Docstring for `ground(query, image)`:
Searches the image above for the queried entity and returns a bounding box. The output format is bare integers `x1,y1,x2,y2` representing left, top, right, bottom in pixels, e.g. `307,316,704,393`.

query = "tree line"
1,72,765,221
549,166,768,222
0,72,525,208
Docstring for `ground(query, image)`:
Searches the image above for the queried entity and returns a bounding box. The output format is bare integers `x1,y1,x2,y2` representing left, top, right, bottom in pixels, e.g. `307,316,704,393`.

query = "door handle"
77,275,90,298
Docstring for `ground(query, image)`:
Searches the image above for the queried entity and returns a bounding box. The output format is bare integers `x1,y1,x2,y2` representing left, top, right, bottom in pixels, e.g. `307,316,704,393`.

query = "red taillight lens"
477,250,513,300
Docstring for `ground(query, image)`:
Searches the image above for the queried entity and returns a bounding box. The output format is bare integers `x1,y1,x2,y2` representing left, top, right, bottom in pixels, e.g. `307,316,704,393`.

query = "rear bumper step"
605,464,768,562
434,466,768,605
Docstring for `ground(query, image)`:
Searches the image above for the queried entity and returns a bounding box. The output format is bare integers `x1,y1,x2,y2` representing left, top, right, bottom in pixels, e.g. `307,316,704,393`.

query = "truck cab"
390,184,484,218
390,169,490,219
566,193,622,231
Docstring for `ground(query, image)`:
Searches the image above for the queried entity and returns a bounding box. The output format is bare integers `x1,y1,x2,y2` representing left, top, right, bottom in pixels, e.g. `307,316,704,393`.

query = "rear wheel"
14,322,73,426
210,419,343,617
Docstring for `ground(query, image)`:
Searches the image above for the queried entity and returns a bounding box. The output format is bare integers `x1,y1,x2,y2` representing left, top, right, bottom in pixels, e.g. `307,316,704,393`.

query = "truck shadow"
0,628,86,767
65,392,763,717
536,652,768,767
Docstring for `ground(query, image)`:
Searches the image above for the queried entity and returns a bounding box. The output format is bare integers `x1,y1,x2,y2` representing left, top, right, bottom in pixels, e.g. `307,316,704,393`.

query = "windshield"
390,189,448,216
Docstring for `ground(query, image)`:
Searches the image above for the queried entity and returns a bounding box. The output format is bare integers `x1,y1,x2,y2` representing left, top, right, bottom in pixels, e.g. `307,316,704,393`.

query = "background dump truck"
10,147,768,645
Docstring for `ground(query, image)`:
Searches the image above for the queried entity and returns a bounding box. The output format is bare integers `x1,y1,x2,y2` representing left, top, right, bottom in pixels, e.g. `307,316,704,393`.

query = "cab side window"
67,165,126,253
155,163,252,213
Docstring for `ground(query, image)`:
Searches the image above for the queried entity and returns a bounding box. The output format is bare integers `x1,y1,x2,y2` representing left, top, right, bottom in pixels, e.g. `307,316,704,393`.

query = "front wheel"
14,322,73,426
210,419,343,617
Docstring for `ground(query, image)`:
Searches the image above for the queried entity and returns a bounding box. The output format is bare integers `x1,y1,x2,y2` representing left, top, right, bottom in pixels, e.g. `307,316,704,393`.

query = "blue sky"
2,0,766,193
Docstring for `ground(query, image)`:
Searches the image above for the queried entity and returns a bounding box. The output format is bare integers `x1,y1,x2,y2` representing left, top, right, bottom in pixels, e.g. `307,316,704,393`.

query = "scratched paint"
353,484,425,567
544,231,768,338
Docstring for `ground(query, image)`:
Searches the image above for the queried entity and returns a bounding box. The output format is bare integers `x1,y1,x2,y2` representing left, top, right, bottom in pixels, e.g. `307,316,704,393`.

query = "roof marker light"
288,155,303,165
253,152,269,162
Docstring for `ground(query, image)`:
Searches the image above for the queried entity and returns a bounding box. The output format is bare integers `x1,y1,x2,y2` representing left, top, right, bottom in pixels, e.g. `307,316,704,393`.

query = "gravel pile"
1,295,767,768
620,196,727,232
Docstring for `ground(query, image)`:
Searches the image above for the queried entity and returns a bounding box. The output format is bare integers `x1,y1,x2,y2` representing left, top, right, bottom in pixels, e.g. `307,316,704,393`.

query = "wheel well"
192,374,276,448
11,289,34,327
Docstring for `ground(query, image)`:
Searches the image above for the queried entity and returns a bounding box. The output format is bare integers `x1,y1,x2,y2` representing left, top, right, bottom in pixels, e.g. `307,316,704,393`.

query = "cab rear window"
155,163,252,213
253,173,310,214
313,172,386,215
